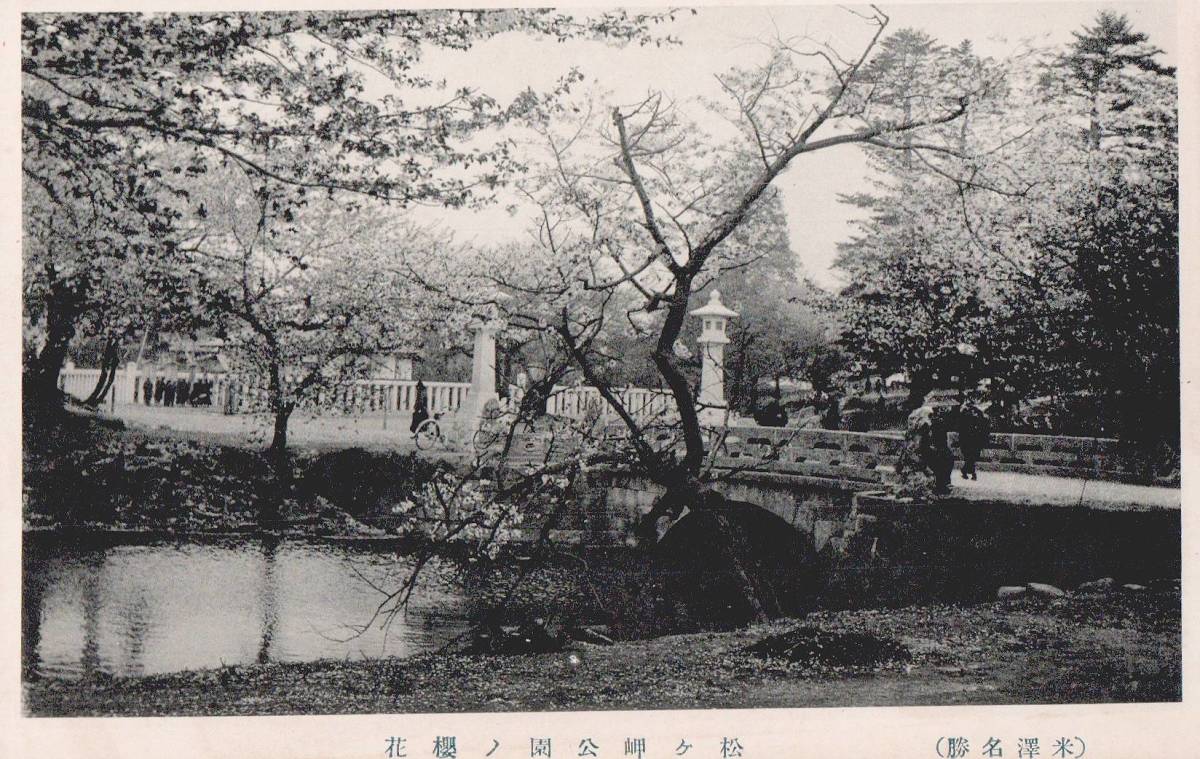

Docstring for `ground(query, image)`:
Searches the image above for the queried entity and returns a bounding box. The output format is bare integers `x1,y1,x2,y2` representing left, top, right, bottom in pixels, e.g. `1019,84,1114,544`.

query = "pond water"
23,505,1179,681
22,535,473,680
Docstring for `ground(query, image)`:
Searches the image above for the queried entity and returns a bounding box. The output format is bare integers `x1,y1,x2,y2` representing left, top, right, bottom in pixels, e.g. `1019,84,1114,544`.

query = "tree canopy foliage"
829,12,1177,442
22,9,672,407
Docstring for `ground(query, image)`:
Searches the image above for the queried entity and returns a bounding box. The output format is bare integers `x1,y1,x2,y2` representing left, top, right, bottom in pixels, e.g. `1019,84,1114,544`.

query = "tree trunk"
711,511,774,622
262,360,291,527
651,272,706,476
269,409,290,460
28,319,75,409
82,364,113,407
258,407,291,527
641,486,773,625
28,272,87,410
83,337,121,406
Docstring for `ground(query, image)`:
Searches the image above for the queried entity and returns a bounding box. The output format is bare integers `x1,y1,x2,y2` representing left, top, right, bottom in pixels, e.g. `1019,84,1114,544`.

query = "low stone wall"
956,431,1142,482
836,491,1181,605
714,428,900,484
716,425,1150,484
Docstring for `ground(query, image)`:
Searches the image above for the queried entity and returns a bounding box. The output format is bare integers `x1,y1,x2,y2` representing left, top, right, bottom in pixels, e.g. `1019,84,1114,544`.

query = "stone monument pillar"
689,290,738,426
457,321,501,439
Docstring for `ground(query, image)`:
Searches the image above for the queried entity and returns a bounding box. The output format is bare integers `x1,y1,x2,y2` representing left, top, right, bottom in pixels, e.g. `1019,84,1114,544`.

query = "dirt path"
953,471,1180,510
106,403,419,451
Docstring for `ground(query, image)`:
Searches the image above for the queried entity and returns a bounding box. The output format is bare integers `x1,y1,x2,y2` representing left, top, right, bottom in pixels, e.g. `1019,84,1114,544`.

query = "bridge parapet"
962,431,1147,481
586,423,1157,485
713,426,901,484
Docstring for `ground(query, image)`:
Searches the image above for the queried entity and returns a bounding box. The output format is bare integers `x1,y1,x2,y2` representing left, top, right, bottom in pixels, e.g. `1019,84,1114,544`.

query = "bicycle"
470,399,510,453
412,399,518,454
413,413,448,451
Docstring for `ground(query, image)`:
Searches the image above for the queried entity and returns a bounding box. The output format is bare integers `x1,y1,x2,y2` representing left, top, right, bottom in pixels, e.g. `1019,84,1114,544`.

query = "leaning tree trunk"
642,277,775,624
28,272,91,411
83,336,121,407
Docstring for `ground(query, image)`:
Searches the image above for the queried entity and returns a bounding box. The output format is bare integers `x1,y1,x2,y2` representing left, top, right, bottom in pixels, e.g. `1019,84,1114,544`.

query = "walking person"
926,405,955,494
409,379,429,436
957,395,990,480
898,404,955,496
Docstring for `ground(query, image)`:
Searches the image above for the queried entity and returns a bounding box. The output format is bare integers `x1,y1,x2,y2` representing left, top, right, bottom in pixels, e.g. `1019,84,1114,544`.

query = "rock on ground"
1026,582,1067,598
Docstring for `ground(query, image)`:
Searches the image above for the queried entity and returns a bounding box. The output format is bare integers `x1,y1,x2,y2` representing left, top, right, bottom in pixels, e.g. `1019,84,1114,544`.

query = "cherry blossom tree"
390,7,1007,622
187,163,445,478
495,7,999,503
21,9,673,409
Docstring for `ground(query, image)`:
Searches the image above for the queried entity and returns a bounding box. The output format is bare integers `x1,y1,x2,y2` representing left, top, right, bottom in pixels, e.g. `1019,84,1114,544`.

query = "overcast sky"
409,1,1178,288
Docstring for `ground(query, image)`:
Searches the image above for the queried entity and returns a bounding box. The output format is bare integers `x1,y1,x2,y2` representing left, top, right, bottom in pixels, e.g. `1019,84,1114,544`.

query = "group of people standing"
900,395,992,495
140,375,214,407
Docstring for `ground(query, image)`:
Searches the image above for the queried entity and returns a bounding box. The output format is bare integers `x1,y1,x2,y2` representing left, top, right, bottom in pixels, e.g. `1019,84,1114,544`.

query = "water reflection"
23,536,472,680
22,549,47,680
79,552,102,677
257,536,279,666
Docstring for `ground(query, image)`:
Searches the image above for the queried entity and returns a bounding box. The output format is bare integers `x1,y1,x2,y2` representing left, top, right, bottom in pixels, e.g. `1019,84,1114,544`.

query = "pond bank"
22,408,450,536
25,587,1180,716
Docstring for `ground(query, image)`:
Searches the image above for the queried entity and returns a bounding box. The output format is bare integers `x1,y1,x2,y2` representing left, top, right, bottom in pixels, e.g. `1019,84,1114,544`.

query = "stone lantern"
690,289,738,425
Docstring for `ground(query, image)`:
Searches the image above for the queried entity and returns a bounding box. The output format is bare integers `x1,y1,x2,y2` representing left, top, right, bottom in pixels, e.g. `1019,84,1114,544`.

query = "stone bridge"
506,423,1155,487
497,424,1177,553
592,469,867,554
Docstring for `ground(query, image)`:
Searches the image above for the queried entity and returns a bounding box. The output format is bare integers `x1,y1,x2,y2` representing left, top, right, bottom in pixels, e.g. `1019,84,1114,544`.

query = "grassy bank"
25,588,1180,716
22,407,445,535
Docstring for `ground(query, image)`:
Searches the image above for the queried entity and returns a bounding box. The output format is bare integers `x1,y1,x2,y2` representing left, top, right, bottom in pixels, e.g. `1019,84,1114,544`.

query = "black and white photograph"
10,0,1190,738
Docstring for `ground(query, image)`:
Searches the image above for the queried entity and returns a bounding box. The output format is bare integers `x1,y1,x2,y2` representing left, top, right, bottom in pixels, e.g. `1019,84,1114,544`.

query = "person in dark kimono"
154,376,166,405
753,399,788,428
957,396,990,480
409,379,430,434
175,376,190,406
820,394,842,430
897,404,955,496
163,377,176,407
192,379,211,406
142,377,153,406
926,406,955,494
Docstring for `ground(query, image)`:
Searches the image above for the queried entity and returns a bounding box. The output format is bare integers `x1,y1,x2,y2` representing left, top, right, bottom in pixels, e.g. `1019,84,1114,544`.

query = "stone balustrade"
711,426,903,484
956,431,1136,481
544,385,676,425
57,367,105,401
58,364,1156,484
58,366,470,415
